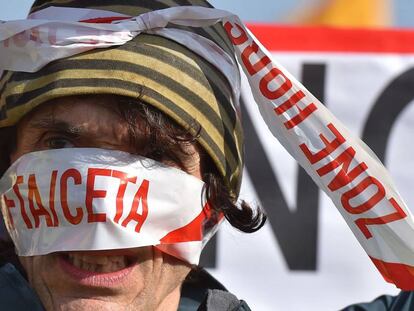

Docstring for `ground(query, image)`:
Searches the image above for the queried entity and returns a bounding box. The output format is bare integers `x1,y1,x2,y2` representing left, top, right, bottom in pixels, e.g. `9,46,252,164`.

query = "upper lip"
63,249,137,257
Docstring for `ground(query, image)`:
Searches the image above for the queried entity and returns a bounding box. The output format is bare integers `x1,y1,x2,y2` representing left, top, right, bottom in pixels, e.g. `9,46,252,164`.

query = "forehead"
16,95,131,143
24,95,119,118
20,95,122,126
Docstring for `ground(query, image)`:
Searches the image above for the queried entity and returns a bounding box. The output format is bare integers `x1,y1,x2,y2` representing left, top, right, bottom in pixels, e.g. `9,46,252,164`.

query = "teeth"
101,263,113,273
66,254,128,273
117,260,126,269
82,262,92,271
68,253,75,264
110,256,123,265
75,257,82,269
82,255,109,265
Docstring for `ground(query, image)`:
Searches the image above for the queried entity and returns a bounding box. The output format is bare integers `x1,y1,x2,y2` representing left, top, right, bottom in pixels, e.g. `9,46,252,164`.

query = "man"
0,0,265,310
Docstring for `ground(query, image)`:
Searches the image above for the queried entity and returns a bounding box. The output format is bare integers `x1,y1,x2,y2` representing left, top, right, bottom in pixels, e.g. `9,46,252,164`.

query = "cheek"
19,256,51,303
19,255,47,284
156,250,192,295
19,255,59,297
11,121,38,163
10,138,28,163
19,256,35,280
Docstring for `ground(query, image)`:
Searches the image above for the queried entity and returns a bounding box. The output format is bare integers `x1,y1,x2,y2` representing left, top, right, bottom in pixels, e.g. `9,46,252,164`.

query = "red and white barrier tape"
0,148,218,265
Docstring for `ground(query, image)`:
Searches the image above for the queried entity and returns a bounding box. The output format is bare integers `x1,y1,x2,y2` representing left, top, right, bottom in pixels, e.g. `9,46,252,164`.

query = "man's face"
11,95,202,311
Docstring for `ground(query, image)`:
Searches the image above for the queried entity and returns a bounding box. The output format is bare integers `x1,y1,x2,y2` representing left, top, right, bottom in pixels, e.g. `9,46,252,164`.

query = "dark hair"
0,96,266,265
114,97,266,233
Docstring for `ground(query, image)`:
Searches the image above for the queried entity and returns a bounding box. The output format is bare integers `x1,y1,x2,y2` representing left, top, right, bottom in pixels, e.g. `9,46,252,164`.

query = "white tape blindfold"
0,148,220,265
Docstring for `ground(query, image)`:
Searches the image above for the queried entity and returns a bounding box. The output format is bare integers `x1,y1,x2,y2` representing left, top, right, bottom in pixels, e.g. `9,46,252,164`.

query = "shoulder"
179,268,251,311
341,292,414,311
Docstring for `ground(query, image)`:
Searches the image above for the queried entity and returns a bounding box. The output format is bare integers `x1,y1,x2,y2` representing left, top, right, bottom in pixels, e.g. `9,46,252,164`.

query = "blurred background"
2,0,414,28
212,0,410,28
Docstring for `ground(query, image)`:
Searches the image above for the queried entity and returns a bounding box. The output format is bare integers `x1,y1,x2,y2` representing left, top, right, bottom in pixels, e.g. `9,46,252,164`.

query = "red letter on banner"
300,123,346,164
260,67,292,100
273,90,318,129
13,176,32,229
13,31,29,48
316,147,368,191
61,168,83,225
283,103,318,129
3,38,10,48
28,174,54,228
47,27,57,45
3,194,16,228
223,22,248,45
85,168,110,223
112,170,137,224
355,198,407,239
274,90,305,114
241,41,271,75
29,28,42,46
48,170,59,227
121,179,149,233
341,176,386,214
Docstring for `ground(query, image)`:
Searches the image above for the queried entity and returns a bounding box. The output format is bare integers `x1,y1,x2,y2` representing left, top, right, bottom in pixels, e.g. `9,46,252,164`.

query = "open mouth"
58,251,138,286
59,252,137,273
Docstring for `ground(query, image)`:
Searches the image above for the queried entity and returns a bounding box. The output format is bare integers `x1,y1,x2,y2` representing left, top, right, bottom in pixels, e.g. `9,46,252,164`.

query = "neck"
156,284,181,311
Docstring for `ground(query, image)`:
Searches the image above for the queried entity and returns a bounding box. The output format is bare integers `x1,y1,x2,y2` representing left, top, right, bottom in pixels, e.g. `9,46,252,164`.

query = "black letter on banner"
242,64,326,271
363,68,414,162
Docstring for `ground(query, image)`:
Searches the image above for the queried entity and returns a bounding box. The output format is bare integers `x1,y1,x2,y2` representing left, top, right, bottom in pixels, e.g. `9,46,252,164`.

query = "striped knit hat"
0,0,244,195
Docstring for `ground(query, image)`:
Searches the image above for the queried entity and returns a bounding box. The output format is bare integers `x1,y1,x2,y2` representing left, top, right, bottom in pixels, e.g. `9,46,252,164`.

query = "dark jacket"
0,262,250,311
342,292,414,311
179,268,251,311
0,263,44,311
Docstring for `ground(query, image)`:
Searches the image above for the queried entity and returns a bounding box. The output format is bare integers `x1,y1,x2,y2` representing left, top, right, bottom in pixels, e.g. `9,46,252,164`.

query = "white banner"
0,148,217,265
208,25,414,310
